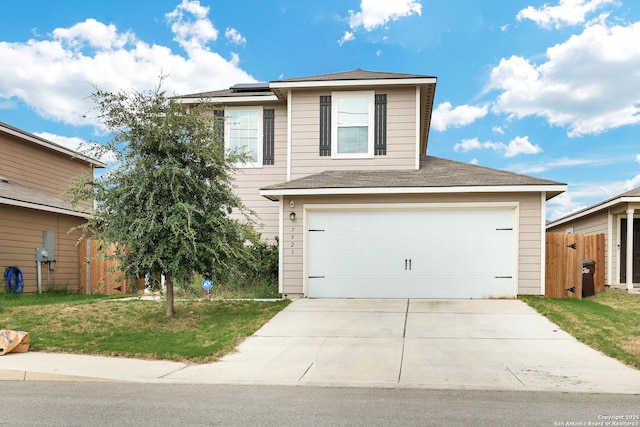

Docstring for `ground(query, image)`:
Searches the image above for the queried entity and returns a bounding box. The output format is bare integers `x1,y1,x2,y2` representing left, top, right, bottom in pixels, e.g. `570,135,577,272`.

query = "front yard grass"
0,293,289,363
520,292,640,369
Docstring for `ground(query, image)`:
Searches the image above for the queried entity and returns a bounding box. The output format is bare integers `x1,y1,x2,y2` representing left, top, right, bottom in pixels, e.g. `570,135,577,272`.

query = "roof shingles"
261,156,564,192
0,179,91,217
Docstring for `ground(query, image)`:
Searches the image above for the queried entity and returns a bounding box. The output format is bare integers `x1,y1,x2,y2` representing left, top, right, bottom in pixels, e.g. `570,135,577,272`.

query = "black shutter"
374,94,387,155
213,109,225,156
263,109,275,165
319,96,331,156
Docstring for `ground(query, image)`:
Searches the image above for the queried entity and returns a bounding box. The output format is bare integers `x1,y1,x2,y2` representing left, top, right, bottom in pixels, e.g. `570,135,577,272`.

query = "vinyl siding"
289,87,417,178
228,103,287,241
1,204,85,293
279,192,543,296
0,130,93,207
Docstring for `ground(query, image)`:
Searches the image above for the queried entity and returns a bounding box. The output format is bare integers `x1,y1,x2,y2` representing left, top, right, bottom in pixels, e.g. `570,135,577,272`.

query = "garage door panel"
307,207,515,298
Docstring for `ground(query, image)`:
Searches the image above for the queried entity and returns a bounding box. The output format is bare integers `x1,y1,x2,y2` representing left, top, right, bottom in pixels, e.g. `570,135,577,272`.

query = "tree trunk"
165,271,174,318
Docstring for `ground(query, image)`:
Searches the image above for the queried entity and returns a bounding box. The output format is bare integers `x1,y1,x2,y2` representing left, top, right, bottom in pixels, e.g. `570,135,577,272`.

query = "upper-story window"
320,92,386,158
225,106,263,167
332,91,374,158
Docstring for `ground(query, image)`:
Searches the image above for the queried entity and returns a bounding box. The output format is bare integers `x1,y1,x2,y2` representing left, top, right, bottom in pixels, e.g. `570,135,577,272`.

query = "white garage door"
307,207,515,298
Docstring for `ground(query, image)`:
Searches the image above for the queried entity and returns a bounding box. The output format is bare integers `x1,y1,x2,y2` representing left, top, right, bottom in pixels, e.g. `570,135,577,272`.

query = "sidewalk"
2,299,640,394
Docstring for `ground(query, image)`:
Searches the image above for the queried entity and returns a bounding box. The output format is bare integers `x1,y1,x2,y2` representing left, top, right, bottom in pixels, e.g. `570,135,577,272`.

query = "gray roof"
0,178,91,217
547,186,640,226
261,156,565,198
177,87,275,100
177,69,436,100
273,68,436,83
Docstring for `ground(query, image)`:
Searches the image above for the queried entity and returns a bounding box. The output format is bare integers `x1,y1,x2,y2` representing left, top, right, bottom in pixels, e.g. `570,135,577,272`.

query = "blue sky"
1,0,639,220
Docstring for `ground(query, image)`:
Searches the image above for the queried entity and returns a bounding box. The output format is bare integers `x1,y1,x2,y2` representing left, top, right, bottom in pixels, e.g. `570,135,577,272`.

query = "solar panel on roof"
230,82,270,92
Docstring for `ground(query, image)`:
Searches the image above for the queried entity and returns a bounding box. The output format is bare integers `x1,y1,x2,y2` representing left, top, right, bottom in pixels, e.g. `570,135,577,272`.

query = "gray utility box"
35,247,50,262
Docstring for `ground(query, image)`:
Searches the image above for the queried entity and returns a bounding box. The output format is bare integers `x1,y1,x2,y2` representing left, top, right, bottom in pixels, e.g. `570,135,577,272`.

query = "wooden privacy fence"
545,233,605,299
79,239,142,295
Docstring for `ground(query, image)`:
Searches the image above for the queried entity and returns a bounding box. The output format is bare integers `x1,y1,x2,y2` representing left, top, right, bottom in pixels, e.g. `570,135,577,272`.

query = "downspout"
415,86,421,170
278,197,284,294
287,89,292,181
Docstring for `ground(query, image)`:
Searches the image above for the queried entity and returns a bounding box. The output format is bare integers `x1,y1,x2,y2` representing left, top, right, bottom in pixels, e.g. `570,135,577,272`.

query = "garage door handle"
409,259,412,270
405,259,412,270
495,276,512,278
308,276,325,279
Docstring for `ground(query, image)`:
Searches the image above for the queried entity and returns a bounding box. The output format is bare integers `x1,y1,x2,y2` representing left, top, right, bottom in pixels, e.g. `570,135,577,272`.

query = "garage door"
307,207,515,298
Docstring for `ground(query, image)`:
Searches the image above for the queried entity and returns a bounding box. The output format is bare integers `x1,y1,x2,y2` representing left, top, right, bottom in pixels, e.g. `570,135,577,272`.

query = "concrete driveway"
164,298,640,393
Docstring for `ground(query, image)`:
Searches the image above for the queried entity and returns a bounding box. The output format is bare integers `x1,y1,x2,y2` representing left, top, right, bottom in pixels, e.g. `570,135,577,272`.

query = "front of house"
177,69,566,299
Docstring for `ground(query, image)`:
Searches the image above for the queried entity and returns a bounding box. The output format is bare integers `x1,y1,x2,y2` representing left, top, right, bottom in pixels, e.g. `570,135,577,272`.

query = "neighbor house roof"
260,156,566,200
0,121,106,168
546,186,640,229
0,177,91,218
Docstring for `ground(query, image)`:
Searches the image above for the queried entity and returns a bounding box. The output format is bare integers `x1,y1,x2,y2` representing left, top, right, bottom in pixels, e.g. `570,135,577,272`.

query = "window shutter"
263,109,275,165
213,109,225,156
319,96,331,156
374,94,387,155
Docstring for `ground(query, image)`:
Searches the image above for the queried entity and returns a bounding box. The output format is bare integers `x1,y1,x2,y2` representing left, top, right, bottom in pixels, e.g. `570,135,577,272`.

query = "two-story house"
0,121,105,293
176,69,566,299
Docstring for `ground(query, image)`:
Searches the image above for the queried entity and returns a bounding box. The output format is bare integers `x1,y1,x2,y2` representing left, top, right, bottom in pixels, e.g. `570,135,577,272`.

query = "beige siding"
289,87,417,179
279,192,543,297
1,204,85,293
229,103,287,241
0,130,93,206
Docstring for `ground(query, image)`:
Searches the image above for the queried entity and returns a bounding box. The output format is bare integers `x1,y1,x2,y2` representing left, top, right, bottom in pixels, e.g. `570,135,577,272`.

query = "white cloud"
165,0,218,50
0,1,254,127
431,102,489,131
454,135,542,158
636,154,640,163
340,0,422,43
504,136,542,158
509,156,612,174
547,173,640,220
35,132,117,164
52,18,134,51
225,28,246,45
516,0,614,29
338,31,355,46
488,20,640,136
492,126,505,134
454,137,505,154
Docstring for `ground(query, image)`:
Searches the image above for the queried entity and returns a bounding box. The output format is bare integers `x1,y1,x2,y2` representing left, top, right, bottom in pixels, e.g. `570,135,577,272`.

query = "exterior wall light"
289,212,296,221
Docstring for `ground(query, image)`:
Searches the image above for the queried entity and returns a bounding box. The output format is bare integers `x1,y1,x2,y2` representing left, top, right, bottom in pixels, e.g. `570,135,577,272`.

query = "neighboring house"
176,69,566,299
0,121,105,293
546,187,640,291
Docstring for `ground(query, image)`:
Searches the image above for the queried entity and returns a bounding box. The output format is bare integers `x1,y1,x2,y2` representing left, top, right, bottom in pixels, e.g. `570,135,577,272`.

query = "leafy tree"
68,79,258,317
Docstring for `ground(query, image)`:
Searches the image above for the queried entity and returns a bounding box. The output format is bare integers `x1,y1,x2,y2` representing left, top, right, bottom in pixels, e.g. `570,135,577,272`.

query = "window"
319,92,386,158
332,91,374,158
225,107,263,167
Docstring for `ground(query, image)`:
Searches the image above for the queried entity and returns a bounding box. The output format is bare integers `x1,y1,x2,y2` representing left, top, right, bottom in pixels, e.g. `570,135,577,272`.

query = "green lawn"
0,293,289,363
520,292,640,369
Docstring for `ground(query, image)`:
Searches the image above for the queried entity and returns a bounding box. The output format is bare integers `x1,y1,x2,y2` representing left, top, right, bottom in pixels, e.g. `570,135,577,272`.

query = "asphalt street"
1,382,639,427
